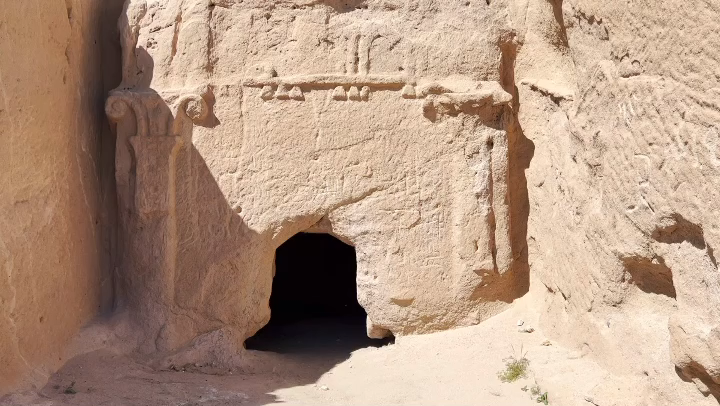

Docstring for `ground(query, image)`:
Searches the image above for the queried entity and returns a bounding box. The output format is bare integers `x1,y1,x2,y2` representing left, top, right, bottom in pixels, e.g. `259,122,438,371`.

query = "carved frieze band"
241,27,512,116
243,69,512,119
105,88,210,137
242,71,407,102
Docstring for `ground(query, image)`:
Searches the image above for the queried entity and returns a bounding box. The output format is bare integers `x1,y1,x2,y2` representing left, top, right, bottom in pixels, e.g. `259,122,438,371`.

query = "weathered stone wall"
4,0,720,402
107,0,531,355
109,0,720,401
517,0,720,401
0,0,123,394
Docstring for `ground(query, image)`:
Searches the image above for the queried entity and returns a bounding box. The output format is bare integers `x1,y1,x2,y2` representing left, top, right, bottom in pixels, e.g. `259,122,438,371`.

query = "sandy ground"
0,297,700,406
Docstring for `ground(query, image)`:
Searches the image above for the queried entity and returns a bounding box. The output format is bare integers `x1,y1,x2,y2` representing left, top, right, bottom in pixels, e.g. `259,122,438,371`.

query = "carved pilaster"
105,87,211,351
415,82,514,276
129,136,183,219
490,128,511,275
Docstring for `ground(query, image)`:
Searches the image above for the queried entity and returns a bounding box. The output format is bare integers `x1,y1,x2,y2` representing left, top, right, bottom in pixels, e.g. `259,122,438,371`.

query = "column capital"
105,86,211,137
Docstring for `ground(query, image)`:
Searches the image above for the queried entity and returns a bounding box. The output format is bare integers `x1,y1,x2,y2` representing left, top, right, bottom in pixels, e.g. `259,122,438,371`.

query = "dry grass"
498,345,530,383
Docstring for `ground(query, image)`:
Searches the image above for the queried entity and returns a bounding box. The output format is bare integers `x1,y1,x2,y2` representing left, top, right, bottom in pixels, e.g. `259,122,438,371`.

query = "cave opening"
244,232,393,355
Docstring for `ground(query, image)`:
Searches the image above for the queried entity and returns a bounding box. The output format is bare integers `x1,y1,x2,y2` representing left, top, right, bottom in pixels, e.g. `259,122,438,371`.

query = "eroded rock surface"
107,0,531,355
3,0,720,403
520,0,720,401
0,0,122,394
105,1,720,402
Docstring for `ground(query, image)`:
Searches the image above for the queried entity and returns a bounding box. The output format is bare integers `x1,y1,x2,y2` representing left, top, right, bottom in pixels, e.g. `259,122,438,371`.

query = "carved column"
491,127,512,275
106,89,209,351
421,85,514,276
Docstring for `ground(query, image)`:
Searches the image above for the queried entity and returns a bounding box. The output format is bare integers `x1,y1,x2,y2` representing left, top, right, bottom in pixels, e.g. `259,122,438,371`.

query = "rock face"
107,0,531,353
0,0,122,394
517,0,720,402
106,1,720,401
4,0,720,402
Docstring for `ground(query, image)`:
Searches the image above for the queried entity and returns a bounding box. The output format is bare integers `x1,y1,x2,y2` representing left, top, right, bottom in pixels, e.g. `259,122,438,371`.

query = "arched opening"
245,232,393,354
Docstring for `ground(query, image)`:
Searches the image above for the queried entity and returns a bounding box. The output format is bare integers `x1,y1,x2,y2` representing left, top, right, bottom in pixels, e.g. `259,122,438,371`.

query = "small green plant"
531,385,548,405
63,381,77,395
497,345,529,383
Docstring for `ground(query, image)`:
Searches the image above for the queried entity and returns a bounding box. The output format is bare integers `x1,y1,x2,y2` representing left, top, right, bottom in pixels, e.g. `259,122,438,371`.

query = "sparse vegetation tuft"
497,345,529,382
531,385,549,404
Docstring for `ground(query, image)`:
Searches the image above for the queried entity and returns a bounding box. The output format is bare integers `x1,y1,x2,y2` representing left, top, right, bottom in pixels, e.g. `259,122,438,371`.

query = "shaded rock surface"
2,0,720,404
0,0,124,394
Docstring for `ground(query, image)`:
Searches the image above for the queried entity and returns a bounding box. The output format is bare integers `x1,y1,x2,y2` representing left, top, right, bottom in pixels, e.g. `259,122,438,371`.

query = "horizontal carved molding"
242,66,511,112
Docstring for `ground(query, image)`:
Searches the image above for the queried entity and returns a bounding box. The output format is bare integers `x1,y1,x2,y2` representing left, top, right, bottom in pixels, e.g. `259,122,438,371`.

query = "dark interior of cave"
244,232,393,355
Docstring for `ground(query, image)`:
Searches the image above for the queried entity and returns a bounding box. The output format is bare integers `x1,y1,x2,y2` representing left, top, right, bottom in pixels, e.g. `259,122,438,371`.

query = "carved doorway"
244,233,393,354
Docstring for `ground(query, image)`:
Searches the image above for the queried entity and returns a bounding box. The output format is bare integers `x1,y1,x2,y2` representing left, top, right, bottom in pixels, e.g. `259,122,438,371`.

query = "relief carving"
104,0,526,354
105,88,209,217
105,86,212,351
105,88,210,138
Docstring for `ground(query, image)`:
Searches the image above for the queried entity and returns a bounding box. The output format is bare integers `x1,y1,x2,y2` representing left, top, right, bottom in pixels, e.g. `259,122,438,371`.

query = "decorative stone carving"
105,88,209,138
108,0,528,357
105,86,211,351
105,88,209,215
243,71,408,102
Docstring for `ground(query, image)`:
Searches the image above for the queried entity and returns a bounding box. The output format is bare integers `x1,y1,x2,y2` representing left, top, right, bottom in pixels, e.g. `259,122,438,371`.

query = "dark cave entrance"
244,232,393,354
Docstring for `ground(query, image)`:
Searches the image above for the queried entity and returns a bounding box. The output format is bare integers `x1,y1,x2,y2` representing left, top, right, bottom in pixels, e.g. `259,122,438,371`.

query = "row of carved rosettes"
105,88,210,137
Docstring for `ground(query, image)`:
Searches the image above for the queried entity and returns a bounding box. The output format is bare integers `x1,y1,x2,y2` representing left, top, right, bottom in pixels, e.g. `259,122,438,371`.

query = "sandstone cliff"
520,0,720,399
2,0,720,404
0,0,122,394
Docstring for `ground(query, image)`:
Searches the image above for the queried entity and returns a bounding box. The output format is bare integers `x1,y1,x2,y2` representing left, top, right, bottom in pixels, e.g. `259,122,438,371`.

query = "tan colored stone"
107,0,530,354
3,0,720,404
102,3,720,402
519,0,720,401
0,0,122,395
